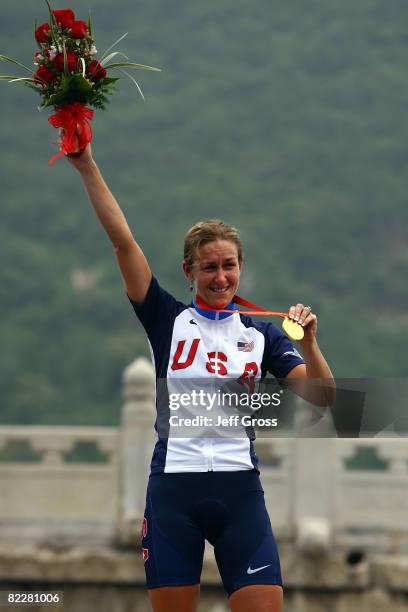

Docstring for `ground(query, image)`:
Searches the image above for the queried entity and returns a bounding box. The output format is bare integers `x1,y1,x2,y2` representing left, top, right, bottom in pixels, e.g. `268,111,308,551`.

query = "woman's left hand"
288,303,317,343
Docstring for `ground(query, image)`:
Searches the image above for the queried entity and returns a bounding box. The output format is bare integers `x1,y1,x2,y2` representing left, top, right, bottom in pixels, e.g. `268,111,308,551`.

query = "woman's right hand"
66,142,95,172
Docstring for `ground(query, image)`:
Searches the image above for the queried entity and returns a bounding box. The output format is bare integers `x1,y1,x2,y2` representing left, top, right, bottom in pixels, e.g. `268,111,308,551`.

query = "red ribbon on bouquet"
48,102,94,165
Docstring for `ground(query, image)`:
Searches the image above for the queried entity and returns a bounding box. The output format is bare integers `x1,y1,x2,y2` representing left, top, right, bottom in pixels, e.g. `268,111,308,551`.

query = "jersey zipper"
207,311,221,471
208,439,214,471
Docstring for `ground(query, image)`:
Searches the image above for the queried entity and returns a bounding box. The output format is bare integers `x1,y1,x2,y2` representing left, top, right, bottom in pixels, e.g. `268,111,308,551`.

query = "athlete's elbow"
113,234,135,254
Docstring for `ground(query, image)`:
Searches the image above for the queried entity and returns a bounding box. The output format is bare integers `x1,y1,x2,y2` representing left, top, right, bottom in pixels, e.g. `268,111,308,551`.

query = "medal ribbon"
195,294,288,318
195,294,305,340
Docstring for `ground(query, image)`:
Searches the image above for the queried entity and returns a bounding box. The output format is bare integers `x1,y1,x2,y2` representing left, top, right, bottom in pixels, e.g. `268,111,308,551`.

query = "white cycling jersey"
129,277,304,474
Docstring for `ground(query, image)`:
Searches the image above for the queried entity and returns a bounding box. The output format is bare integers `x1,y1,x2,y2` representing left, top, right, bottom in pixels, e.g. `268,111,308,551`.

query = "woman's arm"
285,303,336,406
67,145,152,303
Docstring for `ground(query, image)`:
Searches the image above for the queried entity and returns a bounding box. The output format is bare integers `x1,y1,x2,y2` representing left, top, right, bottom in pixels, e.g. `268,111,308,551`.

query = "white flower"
49,44,63,60
90,45,98,55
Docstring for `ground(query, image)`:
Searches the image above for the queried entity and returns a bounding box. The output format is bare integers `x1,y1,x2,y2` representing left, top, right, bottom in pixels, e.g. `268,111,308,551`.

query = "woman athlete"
68,144,334,612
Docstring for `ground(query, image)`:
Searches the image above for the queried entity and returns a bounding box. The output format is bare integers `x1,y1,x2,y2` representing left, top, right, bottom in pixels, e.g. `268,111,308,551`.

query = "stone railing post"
118,357,155,545
293,438,335,554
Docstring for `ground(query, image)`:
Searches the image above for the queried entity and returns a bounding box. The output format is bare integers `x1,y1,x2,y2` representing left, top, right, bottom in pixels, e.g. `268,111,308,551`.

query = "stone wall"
1,544,408,611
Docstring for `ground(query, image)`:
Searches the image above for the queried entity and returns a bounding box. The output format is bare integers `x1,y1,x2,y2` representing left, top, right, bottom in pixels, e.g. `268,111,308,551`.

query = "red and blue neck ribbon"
195,294,288,319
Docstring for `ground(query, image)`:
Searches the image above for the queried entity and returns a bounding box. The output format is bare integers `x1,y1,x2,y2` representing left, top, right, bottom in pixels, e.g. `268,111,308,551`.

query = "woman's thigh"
212,474,282,597
143,475,205,589
148,585,200,612
229,584,283,612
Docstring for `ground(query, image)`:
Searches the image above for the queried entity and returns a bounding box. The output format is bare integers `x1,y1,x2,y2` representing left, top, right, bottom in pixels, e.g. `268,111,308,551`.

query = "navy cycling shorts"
140,470,282,597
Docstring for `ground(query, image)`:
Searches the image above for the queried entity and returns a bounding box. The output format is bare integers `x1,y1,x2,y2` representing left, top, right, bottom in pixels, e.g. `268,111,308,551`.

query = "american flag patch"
237,340,254,352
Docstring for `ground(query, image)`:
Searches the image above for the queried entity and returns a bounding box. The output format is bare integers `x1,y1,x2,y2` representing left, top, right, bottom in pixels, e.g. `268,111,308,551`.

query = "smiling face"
183,239,242,308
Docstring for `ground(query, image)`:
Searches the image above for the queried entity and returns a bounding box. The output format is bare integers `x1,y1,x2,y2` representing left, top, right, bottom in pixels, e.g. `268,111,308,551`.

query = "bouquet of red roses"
0,2,160,164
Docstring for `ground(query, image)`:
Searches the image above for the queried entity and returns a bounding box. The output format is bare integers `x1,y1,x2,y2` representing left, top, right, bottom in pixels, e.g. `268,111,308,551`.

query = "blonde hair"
183,219,243,267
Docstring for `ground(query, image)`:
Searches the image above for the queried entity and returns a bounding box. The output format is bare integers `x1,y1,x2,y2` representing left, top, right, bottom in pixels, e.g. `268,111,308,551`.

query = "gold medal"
282,317,304,341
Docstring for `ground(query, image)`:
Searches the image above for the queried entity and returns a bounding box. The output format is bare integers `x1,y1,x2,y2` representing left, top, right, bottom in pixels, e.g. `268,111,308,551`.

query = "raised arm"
67,144,152,303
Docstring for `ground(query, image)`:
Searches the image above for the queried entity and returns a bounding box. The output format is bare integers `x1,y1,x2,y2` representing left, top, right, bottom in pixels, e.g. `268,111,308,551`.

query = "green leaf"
92,76,120,92
45,73,94,107
63,72,93,92
46,0,59,46
88,10,93,37
24,84,45,94
8,77,36,83
104,61,161,72
99,32,128,63
0,55,34,75
0,76,40,91
100,76,120,85
42,92,63,107
116,67,145,100
100,51,129,67
63,41,68,75
0,75,27,80
34,20,42,50
79,57,86,77
44,0,53,14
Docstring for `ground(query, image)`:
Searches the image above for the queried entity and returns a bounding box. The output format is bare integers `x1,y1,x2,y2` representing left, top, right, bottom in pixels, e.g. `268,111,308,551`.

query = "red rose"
35,22,51,43
70,20,88,38
87,60,107,81
34,65,55,85
53,51,78,73
52,9,75,29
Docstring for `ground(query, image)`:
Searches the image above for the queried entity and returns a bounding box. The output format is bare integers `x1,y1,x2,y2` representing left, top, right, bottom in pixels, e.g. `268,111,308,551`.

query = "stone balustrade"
0,358,407,556
0,425,120,545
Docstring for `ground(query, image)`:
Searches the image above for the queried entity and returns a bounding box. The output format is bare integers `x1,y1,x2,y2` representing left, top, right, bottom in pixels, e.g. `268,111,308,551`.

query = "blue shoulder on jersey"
128,276,187,378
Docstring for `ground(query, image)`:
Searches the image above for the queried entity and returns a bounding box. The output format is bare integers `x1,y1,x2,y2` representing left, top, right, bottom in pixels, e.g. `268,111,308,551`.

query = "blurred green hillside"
1,0,407,425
